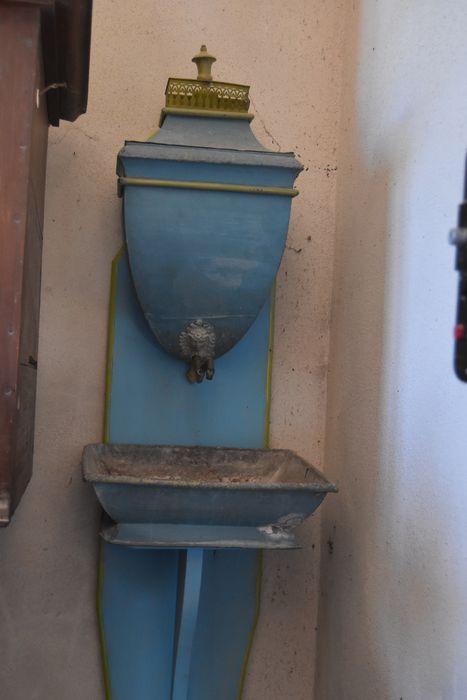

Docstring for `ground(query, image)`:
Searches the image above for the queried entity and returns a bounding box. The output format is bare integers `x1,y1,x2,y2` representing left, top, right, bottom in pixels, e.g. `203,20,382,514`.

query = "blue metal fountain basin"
82,443,336,549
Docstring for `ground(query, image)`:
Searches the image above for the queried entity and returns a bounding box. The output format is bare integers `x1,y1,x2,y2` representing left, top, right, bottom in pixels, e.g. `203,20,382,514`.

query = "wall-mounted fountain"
82,46,336,700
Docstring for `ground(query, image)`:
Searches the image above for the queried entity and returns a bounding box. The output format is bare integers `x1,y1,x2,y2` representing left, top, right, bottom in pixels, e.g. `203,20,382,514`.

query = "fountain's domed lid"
160,45,253,127
119,46,302,173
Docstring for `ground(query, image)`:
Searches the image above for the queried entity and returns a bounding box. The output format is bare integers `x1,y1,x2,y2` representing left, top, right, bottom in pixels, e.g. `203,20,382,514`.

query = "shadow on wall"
313,6,391,695
315,2,467,698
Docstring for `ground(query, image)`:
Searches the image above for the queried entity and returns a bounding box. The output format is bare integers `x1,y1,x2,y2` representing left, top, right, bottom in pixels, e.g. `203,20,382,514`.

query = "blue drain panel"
188,549,260,700
99,252,271,699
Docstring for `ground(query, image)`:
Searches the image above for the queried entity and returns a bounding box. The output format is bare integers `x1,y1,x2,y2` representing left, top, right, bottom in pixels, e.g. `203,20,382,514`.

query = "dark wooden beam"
0,4,49,523
2,1,55,6
0,0,92,524
1,0,93,126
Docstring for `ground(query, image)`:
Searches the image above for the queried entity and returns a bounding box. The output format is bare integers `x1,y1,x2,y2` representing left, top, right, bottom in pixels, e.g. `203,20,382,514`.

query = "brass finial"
161,45,252,124
192,45,216,82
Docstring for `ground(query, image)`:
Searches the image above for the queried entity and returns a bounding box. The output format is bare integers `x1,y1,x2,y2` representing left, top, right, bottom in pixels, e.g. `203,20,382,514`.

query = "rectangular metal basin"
82,443,336,548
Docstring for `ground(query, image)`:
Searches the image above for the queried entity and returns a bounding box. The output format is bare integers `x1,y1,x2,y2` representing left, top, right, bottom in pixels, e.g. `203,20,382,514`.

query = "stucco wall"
316,2,467,699
0,2,345,698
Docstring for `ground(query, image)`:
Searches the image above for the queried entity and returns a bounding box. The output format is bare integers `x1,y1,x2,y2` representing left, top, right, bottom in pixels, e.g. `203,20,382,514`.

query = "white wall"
317,2,467,699
0,3,345,698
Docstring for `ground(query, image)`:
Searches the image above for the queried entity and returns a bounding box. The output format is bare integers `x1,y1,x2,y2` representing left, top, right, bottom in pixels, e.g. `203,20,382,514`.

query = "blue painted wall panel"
100,253,271,699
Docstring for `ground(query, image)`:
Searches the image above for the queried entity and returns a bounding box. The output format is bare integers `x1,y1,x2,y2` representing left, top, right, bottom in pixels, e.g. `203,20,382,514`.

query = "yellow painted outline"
119,176,299,198
237,548,264,700
237,285,275,699
146,128,160,141
263,284,276,450
97,541,112,700
97,246,124,700
103,247,124,444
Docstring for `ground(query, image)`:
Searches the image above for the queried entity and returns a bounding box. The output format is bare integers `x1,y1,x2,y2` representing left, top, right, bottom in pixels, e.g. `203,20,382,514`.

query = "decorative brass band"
160,107,254,124
118,176,299,198
165,77,250,113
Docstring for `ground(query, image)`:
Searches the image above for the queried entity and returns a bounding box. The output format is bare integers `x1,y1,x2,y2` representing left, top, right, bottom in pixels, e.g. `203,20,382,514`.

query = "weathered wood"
1,1,55,6
14,93,48,509
1,0,93,125
0,4,48,524
0,0,92,522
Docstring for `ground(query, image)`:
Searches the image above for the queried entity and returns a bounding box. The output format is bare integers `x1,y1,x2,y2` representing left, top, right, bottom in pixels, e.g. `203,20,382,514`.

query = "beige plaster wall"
0,2,345,698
